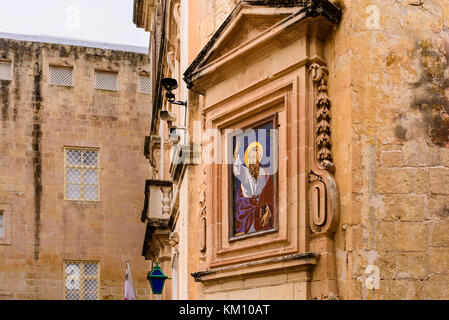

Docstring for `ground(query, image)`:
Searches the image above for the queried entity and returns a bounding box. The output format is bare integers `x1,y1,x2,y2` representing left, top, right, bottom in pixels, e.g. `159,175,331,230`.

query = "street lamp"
147,262,170,295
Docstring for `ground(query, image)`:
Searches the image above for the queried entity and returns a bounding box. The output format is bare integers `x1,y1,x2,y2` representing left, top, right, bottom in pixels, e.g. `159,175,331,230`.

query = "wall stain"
1,40,9,59
0,80,10,121
394,125,408,140
32,44,43,261
436,204,449,218
412,37,449,147
13,50,19,121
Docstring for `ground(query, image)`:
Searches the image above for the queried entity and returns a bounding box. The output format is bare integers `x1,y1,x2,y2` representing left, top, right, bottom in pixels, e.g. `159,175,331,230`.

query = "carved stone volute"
308,63,340,236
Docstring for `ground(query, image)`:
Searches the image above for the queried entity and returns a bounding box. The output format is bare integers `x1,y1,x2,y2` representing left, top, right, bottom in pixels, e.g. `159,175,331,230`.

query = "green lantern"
147,262,170,295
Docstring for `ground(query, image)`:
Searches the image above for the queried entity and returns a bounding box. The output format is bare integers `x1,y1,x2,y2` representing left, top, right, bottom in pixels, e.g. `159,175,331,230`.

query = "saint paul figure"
232,122,276,237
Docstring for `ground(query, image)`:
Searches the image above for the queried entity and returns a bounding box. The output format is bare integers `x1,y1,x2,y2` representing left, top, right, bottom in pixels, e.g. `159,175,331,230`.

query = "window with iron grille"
49,66,73,87
94,70,118,91
64,261,99,300
139,74,151,94
0,60,12,81
65,147,100,201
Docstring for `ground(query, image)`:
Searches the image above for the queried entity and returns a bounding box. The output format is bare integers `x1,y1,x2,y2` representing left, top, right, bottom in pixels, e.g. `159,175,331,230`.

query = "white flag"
125,261,137,300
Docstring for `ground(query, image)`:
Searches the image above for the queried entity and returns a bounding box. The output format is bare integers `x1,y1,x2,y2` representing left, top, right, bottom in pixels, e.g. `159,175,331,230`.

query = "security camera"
159,110,176,123
161,77,187,107
161,78,179,91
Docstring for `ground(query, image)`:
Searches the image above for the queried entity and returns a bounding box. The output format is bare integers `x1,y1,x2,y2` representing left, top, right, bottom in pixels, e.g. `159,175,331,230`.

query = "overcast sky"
0,0,149,48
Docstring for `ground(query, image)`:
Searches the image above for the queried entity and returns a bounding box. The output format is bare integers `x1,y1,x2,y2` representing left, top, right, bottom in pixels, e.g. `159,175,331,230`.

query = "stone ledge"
191,252,319,282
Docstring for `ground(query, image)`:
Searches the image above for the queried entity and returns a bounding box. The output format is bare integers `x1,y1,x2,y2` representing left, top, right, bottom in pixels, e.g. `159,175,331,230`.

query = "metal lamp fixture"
161,78,187,106
147,262,170,295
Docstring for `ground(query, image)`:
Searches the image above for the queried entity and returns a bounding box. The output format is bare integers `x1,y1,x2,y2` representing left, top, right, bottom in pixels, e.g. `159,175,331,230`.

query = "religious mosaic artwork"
230,117,278,238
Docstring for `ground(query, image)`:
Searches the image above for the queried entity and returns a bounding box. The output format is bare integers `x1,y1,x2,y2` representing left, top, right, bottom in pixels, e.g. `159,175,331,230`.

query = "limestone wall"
330,0,449,299
0,39,152,299
189,0,449,300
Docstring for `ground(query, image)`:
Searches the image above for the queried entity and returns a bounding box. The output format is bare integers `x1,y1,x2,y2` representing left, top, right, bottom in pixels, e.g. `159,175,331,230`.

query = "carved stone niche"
184,0,341,296
141,179,173,223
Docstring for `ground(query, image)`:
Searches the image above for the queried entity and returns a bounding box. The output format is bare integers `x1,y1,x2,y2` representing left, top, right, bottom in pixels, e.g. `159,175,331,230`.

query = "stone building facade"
135,0,449,300
0,34,152,300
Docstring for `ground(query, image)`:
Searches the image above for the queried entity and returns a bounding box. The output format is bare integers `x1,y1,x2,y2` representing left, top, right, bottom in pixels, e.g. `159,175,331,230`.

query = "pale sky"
0,0,149,48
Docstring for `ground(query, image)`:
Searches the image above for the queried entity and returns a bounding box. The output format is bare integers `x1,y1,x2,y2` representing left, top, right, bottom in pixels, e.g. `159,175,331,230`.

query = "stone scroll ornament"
308,63,339,235
310,63,335,173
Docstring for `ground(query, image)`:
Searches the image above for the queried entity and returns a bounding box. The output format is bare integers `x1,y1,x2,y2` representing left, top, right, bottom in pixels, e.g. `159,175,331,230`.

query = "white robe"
233,154,268,198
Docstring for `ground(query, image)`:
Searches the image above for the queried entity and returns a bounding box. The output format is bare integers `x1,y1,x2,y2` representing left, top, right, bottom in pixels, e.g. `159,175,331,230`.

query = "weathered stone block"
376,169,415,194
260,283,294,300
378,280,421,300
375,251,396,279
293,282,308,300
222,279,244,290
244,273,287,287
421,275,449,299
381,151,403,167
426,195,449,220
346,225,363,251
227,288,260,300
403,141,441,167
430,248,449,274
396,253,428,279
375,222,394,251
441,148,449,167
430,168,449,194
416,169,430,194
429,221,449,247
394,222,427,251
380,195,424,221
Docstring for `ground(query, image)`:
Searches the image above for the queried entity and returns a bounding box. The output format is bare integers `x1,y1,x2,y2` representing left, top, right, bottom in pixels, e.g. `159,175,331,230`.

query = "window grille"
64,261,99,300
65,147,100,201
0,212,3,239
49,66,73,87
0,61,12,81
139,75,151,94
94,71,118,91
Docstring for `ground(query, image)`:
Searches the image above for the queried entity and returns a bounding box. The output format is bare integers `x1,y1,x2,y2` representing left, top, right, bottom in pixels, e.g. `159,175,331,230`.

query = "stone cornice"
191,252,320,282
183,0,341,90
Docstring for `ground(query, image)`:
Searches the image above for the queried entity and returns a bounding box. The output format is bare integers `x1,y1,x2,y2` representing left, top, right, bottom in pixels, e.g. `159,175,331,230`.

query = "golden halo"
244,141,263,168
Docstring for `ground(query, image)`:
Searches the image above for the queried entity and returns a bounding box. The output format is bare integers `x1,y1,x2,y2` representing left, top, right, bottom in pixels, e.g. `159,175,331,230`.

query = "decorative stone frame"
0,203,12,245
185,0,341,294
227,114,280,242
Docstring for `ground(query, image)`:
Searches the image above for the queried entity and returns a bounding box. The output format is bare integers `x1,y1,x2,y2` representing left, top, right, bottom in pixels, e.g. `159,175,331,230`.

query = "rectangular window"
0,212,4,239
139,74,151,94
49,66,73,87
94,70,118,91
64,261,99,300
65,147,100,201
0,60,12,81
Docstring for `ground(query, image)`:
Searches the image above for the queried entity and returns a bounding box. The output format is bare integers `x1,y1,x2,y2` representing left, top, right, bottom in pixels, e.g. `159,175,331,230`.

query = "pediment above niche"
204,7,297,67
184,0,342,93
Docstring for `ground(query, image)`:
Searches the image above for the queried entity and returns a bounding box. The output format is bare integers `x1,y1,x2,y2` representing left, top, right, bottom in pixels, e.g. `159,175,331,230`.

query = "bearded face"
248,149,260,180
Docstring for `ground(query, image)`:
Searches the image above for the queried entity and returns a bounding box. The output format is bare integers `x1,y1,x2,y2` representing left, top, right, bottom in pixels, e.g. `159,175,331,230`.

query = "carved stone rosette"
308,63,340,236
